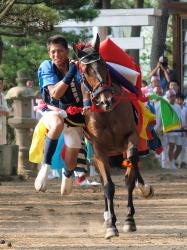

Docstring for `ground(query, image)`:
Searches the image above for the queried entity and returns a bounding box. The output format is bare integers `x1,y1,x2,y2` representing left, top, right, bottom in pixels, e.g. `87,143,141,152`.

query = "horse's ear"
72,43,79,57
72,44,85,59
92,33,100,52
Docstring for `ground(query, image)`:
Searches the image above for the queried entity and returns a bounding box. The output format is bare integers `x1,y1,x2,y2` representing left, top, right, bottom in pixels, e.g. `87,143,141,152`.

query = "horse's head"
73,34,113,111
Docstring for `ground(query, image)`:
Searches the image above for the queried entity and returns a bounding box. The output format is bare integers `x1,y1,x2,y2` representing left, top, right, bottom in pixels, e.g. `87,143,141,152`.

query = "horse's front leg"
123,145,154,232
123,163,153,233
123,165,137,232
94,153,119,239
123,141,139,232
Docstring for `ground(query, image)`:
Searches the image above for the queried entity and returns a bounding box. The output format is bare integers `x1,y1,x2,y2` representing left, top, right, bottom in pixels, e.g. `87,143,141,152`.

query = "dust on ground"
0,163,187,250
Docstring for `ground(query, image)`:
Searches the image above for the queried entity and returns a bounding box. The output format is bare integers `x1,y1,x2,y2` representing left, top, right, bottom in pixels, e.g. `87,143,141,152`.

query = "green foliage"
0,0,98,88
61,9,98,22
111,0,135,8
1,3,60,35
0,29,92,88
111,0,158,8
0,36,47,87
1,1,98,36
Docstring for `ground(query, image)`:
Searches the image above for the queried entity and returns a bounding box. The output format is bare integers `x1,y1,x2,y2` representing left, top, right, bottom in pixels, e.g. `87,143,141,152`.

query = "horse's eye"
85,65,90,74
89,68,95,74
93,95,100,103
86,65,95,75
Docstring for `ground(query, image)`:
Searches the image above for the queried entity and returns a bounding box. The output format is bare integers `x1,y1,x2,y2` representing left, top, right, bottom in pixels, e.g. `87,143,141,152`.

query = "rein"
66,87,130,114
79,52,100,64
77,51,130,112
82,69,113,101
78,51,113,100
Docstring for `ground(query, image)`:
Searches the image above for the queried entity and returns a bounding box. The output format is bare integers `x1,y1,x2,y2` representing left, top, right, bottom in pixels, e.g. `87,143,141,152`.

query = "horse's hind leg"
126,140,154,199
133,158,154,199
94,154,119,239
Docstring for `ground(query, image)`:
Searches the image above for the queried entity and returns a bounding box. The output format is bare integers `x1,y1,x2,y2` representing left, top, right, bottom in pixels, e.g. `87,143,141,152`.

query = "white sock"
170,160,176,169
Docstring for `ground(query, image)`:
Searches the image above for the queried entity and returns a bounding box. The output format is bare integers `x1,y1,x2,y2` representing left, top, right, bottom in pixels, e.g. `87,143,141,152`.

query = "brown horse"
74,34,153,239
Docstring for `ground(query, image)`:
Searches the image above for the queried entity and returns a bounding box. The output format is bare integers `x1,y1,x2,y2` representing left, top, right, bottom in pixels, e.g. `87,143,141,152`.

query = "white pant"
63,123,83,148
42,110,83,148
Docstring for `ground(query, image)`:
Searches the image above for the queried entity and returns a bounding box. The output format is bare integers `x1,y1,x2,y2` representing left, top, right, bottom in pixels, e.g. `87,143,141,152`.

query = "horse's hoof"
123,217,137,232
146,185,154,198
137,183,154,199
105,227,119,239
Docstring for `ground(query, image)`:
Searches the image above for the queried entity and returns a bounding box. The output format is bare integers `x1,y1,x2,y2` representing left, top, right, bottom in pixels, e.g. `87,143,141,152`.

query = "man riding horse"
31,34,154,239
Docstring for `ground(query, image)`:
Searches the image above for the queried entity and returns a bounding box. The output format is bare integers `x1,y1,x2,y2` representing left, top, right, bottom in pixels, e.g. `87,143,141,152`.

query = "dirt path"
0,167,187,250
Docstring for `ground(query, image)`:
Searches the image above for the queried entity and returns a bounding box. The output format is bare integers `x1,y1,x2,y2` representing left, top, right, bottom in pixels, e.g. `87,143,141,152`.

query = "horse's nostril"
100,100,111,109
105,100,111,107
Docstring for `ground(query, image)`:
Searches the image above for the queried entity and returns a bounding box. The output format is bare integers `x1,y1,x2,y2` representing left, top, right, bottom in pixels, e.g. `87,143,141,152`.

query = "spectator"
0,78,9,145
165,89,182,169
168,80,180,95
149,56,174,93
141,76,160,97
153,86,163,96
151,87,167,168
175,93,187,168
142,80,148,87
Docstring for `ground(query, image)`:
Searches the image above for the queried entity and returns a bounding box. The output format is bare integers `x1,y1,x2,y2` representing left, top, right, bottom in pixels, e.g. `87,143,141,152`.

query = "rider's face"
48,43,69,67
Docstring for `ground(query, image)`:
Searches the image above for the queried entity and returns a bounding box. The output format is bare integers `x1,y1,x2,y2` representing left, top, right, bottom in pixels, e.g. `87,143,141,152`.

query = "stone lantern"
6,69,37,178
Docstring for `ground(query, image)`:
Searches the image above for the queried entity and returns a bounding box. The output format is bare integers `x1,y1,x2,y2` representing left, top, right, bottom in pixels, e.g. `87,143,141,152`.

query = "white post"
92,26,108,41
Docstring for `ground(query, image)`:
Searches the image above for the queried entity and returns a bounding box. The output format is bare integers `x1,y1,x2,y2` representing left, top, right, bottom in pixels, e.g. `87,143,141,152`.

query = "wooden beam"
110,37,144,49
92,8,162,16
172,14,182,89
56,8,162,28
163,2,187,14
57,16,157,28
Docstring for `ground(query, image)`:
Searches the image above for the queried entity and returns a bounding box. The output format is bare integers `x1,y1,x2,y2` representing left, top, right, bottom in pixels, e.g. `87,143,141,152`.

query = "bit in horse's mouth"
102,104,113,112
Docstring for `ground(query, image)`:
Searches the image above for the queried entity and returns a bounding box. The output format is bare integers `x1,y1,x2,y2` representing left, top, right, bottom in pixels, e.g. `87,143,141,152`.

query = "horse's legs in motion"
127,146,154,199
123,134,154,232
124,168,137,232
123,146,138,232
123,132,146,232
94,152,119,239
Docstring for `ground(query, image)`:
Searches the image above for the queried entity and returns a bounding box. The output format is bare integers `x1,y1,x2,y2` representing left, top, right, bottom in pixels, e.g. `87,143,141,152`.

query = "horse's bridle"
79,52,113,100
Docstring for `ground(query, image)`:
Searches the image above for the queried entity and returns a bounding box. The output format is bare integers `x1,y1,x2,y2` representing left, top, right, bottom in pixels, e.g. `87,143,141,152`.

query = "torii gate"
56,8,162,50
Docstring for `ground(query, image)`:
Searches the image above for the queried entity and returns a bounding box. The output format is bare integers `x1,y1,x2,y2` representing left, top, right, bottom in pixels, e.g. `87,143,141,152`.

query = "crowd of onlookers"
141,56,187,170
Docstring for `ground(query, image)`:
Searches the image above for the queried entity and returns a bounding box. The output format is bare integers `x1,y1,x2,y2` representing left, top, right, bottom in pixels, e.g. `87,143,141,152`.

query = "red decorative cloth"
99,38,146,101
99,38,137,71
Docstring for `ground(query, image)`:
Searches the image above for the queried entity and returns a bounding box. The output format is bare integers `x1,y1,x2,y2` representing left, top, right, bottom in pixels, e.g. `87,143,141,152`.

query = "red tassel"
122,160,133,168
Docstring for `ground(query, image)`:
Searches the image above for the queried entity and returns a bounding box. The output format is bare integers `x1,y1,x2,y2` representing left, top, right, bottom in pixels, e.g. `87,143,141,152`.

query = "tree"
93,0,111,8
0,1,98,83
0,1,97,37
0,30,91,86
150,0,172,69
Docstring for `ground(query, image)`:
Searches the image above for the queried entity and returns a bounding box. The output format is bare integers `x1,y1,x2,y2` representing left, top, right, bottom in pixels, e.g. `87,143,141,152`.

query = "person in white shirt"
141,76,160,97
168,81,180,95
0,78,9,144
175,93,187,168
152,86,168,169
165,89,182,169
